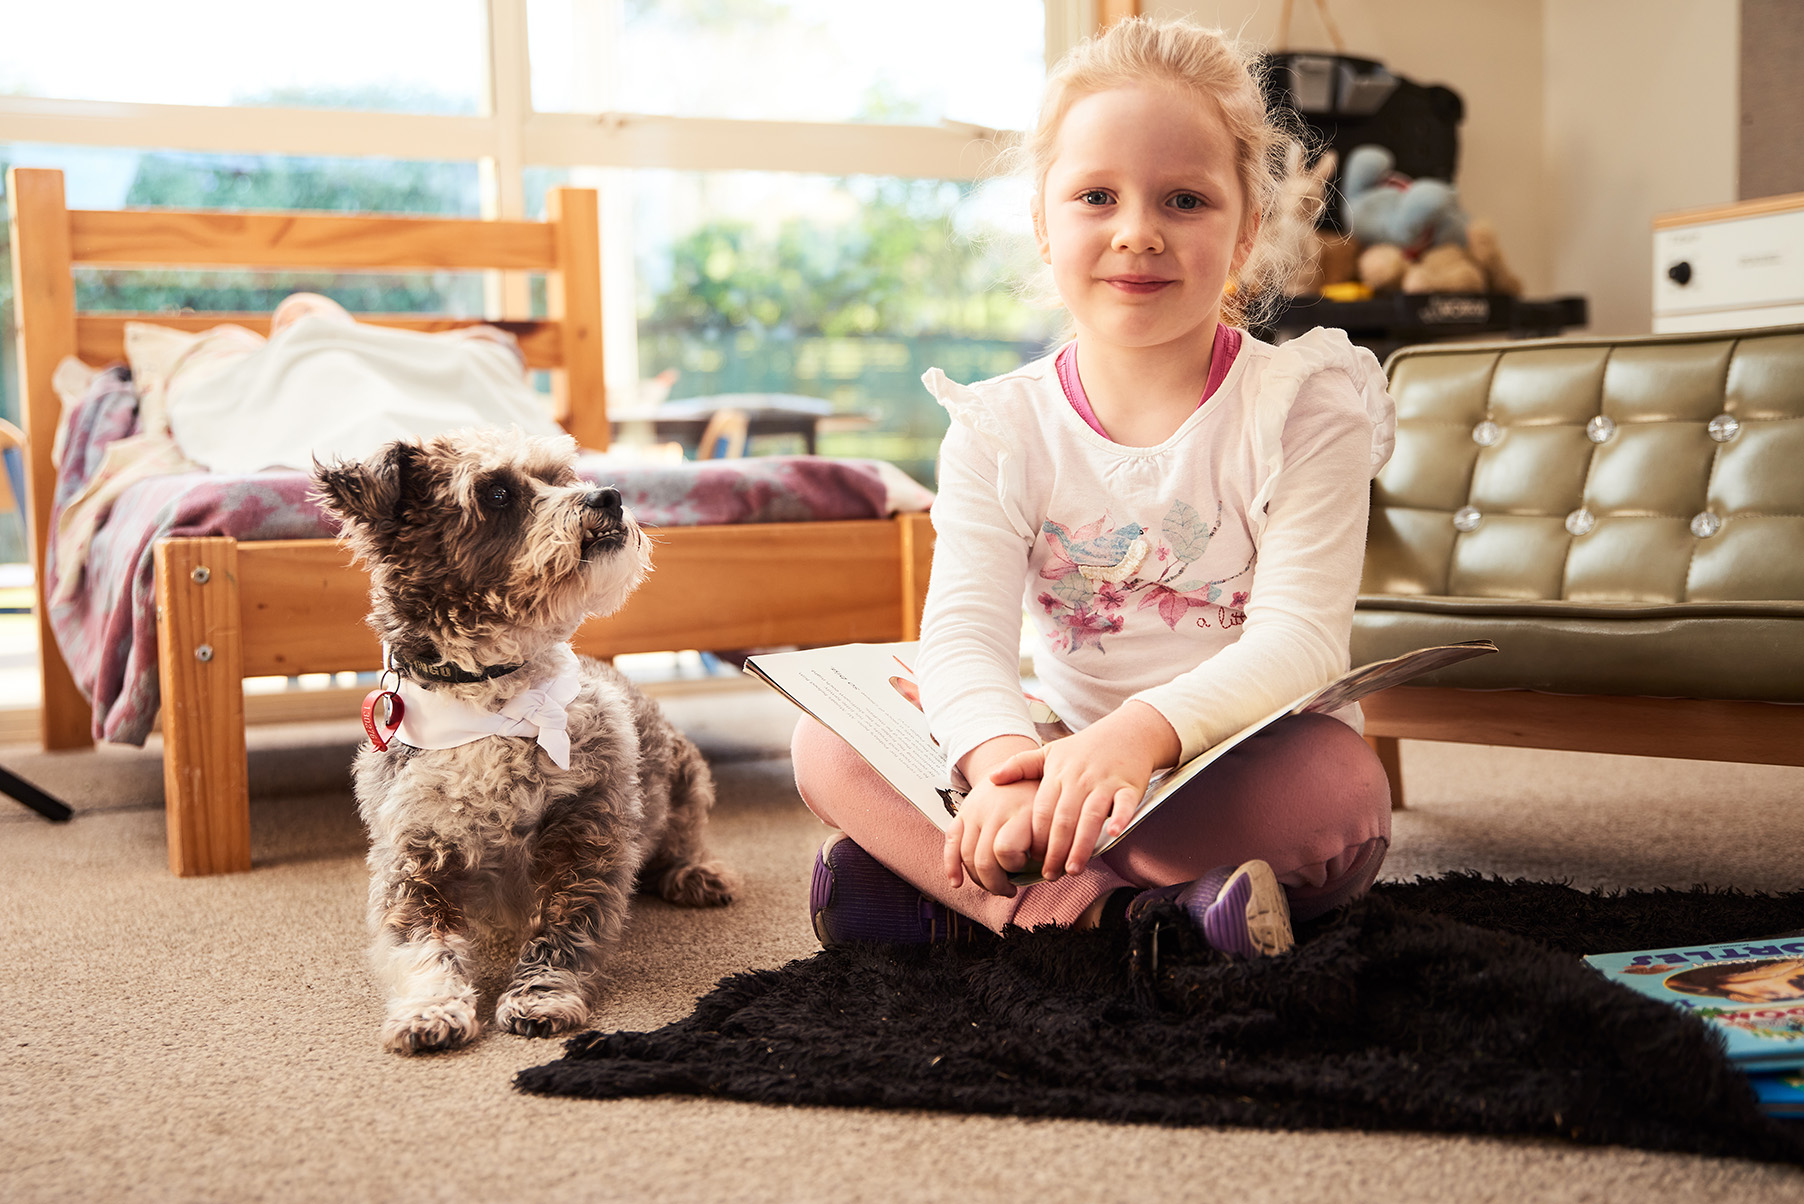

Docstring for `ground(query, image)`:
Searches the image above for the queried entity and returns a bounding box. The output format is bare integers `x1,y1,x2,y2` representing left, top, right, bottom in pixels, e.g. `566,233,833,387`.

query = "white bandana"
391,645,582,770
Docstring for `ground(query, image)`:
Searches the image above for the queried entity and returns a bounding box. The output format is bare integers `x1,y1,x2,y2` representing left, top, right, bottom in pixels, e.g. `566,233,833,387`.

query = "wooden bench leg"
35,613,94,751
1367,734,1404,810
11,167,95,753
155,538,251,876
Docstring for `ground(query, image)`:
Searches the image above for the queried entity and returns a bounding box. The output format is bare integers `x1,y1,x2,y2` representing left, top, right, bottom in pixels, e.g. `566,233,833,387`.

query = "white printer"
1653,194,1804,333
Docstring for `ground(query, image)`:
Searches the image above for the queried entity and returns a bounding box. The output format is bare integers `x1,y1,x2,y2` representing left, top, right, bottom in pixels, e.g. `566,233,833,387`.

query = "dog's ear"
310,441,420,536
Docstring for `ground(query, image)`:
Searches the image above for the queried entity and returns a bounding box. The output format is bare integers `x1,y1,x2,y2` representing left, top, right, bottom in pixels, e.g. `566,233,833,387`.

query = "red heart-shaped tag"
361,688,404,751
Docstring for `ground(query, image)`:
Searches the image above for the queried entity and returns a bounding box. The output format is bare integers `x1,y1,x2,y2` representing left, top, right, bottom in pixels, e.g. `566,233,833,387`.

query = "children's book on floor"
745,638,1496,881
1585,941,1804,1072
1751,1069,1804,1118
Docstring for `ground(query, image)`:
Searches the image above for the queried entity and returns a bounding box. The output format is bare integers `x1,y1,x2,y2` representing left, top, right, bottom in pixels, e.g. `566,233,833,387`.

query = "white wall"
1543,1,1739,334
1148,0,1743,334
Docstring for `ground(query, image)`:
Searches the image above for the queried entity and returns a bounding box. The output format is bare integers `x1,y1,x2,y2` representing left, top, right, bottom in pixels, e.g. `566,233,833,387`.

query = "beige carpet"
3,682,1802,1203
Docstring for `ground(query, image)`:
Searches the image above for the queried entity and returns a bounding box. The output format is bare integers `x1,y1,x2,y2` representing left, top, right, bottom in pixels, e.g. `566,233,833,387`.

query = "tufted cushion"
1353,326,1804,702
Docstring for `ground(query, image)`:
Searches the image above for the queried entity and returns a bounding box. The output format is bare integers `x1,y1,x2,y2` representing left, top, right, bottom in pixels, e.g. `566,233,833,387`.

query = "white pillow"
164,313,561,474
123,321,264,437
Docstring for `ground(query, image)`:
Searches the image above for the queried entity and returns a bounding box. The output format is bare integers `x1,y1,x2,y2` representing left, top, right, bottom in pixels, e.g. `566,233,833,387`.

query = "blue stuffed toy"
1341,144,1469,253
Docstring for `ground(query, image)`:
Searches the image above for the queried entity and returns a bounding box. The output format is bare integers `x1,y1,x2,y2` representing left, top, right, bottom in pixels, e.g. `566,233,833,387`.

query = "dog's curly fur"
312,429,733,1055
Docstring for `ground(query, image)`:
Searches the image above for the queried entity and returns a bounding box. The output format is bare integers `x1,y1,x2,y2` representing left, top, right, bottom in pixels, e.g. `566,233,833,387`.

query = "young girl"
793,16,1396,956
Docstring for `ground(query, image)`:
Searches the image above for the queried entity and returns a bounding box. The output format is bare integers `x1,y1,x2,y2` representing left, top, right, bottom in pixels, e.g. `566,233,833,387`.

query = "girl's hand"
945,735,1040,896
942,775,1041,897
988,701,1181,880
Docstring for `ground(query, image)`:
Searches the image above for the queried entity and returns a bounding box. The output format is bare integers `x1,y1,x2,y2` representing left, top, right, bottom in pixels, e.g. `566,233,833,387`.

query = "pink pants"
792,711,1392,934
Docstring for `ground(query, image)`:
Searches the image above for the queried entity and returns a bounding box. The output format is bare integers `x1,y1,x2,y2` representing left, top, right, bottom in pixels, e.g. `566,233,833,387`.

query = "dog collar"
389,652,524,684
387,646,582,770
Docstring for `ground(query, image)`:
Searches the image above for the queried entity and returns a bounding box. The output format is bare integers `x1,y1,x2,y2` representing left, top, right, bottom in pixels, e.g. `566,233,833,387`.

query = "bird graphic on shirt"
1041,519,1150,584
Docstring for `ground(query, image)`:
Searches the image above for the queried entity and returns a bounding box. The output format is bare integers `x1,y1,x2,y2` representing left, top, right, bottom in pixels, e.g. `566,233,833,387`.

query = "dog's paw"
382,996,480,1055
496,982,590,1039
656,860,736,908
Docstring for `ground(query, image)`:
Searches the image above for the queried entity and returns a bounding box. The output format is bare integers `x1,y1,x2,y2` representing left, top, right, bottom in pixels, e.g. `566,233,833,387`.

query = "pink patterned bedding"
49,367,930,744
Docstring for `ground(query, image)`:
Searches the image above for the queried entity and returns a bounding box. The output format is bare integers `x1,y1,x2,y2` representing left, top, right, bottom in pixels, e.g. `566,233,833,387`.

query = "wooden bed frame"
8,166,934,876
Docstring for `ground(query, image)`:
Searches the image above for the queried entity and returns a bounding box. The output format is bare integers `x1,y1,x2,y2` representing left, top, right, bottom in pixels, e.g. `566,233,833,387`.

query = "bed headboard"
6,166,608,741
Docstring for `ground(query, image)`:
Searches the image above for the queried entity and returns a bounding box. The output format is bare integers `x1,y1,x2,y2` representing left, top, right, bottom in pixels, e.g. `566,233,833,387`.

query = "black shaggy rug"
516,875,1804,1164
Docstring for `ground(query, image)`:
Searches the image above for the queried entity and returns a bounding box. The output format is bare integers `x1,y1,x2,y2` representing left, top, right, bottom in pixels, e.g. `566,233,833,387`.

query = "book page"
746,642,963,833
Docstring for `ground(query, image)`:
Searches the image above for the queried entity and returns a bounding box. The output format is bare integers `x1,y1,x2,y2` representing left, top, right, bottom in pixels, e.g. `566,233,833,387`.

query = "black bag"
1261,52,1465,234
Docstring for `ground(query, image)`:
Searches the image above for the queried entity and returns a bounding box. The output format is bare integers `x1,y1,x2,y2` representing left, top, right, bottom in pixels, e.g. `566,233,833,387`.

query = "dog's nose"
584,487,623,519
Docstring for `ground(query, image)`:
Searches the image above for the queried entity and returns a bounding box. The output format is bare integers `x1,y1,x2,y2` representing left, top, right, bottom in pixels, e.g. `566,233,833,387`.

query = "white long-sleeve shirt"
916,326,1396,776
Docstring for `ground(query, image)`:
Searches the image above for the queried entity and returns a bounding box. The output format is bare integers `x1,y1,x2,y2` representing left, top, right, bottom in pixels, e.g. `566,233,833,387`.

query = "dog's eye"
482,483,512,511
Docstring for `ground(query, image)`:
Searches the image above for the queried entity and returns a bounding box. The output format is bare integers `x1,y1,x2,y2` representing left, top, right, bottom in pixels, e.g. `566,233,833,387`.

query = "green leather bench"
1352,325,1804,805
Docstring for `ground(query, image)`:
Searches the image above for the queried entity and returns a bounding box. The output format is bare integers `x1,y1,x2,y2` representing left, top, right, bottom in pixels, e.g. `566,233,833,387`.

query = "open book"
745,639,1496,882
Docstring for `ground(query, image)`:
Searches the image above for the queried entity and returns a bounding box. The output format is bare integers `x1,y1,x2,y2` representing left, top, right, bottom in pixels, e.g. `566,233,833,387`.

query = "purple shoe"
809,835,985,947
1132,859,1294,958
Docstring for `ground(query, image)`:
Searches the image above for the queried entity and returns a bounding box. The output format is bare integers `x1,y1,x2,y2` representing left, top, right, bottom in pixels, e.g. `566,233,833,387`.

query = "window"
529,0,1043,130
0,1,487,114
520,1,1055,486
530,165,1052,481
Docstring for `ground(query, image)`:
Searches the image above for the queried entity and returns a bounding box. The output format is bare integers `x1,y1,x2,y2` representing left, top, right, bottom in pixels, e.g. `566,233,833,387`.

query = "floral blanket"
47,368,932,744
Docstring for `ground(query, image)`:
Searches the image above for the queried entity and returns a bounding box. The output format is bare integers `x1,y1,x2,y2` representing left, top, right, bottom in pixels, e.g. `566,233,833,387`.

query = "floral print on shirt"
1035,499,1253,654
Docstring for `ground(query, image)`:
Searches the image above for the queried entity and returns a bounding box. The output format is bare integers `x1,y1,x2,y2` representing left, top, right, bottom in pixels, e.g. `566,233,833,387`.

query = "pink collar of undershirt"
1055,323,1243,442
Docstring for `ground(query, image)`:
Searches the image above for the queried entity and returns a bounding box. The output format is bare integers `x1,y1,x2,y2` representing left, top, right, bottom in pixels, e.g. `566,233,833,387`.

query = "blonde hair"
1018,15,1308,330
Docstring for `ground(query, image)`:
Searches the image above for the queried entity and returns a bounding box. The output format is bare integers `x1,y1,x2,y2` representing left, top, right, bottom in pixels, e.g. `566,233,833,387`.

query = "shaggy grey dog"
313,429,733,1055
